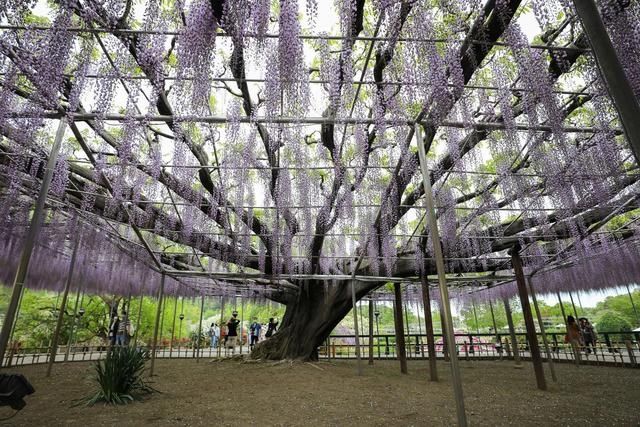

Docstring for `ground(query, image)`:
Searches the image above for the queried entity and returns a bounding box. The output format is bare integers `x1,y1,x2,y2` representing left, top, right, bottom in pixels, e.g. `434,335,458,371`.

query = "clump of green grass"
81,347,157,405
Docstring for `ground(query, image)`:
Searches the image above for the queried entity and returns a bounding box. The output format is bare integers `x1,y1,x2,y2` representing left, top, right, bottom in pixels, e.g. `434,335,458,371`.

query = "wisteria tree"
1,0,639,360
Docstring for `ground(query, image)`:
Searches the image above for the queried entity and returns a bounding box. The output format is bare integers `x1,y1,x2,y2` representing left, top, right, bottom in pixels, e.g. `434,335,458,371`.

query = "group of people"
565,315,597,353
108,306,278,353
208,313,280,354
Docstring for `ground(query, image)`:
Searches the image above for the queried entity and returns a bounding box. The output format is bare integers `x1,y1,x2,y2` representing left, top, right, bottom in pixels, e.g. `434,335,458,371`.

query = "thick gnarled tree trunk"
251,280,377,361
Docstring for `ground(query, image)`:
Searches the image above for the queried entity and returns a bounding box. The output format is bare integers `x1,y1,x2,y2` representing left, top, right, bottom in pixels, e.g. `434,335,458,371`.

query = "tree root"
305,362,325,371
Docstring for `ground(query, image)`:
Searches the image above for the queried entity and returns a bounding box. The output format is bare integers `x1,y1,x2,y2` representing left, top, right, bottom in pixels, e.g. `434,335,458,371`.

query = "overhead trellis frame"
0,0,639,387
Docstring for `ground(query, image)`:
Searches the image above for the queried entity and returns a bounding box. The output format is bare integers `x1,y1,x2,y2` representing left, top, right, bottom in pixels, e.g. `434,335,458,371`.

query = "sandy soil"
1,358,639,426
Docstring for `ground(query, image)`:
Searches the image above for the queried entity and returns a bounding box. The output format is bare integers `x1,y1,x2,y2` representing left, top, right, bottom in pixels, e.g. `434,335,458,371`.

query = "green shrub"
596,311,633,342
82,347,156,405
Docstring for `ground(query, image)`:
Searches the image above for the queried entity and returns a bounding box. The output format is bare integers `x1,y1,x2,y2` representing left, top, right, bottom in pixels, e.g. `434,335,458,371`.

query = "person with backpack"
226,311,241,354
265,317,279,338
249,318,262,349
108,311,120,347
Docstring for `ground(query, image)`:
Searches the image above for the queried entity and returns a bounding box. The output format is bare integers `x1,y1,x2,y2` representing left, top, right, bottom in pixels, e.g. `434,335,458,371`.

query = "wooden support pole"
528,278,557,382
368,298,374,365
416,124,466,426
393,283,408,374
510,245,546,390
503,297,522,366
421,276,438,381
149,273,165,377
0,120,66,365
572,0,640,164
46,230,81,377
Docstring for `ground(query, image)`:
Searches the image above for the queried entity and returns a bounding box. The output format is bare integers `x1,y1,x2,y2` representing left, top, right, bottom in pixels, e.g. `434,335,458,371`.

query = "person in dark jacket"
249,317,262,349
265,317,279,338
226,311,241,354
108,313,120,347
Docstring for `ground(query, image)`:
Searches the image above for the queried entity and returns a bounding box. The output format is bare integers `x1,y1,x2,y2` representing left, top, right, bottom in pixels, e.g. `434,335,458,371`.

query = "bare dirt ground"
2,358,639,426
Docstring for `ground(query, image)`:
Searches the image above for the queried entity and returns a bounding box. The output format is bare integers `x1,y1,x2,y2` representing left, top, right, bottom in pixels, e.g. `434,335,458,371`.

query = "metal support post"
350,280,363,375
170,297,178,358
471,300,480,334
421,276,438,381
0,120,67,365
416,125,466,426
134,295,144,347
503,297,521,366
196,294,205,361
528,277,557,382
403,294,411,358
572,0,640,164
47,230,81,376
368,298,374,365
510,246,546,390
625,285,639,327
65,273,86,361
159,295,167,352
568,291,579,320
374,301,381,359
218,297,225,358
556,292,568,324
149,273,165,377
238,296,244,356
415,299,423,357
488,299,502,360
393,283,408,374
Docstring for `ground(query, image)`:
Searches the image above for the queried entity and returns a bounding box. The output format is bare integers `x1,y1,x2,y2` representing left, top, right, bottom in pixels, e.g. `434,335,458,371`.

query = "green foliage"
0,286,289,348
456,289,640,334
604,209,640,232
82,347,156,406
596,311,632,333
593,289,640,328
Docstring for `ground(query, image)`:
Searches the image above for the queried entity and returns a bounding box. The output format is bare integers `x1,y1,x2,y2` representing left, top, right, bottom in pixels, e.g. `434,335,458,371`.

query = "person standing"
108,311,120,347
249,317,262,350
565,315,582,363
226,311,240,354
209,322,220,349
116,310,130,346
580,318,597,354
265,317,279,338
